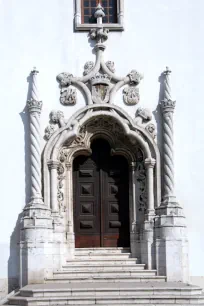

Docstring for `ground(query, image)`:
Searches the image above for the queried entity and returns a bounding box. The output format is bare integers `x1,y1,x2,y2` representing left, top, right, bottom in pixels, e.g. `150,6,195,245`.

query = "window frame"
74,0,124,31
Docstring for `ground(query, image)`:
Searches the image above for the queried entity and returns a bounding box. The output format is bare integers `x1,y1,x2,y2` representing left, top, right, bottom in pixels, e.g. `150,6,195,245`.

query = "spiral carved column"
27,67,43,205
161,67,176,204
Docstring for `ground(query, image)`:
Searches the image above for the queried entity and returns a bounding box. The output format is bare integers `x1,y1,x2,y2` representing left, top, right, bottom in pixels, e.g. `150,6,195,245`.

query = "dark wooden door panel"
73,155,100,247
73,139,130,248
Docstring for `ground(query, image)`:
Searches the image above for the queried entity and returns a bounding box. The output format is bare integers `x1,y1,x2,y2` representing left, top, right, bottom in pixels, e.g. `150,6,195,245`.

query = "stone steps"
19,282,203,297
53,270,157,277
47,248,164,283
74,247,131,255
61,264,146,271
74,253,132,260
65,259,139,265
45,275,166,283
8,294,204,306
7,248,204,305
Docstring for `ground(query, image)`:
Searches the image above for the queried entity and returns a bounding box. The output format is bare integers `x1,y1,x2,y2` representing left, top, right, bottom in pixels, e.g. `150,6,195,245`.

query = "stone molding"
145,158,156,169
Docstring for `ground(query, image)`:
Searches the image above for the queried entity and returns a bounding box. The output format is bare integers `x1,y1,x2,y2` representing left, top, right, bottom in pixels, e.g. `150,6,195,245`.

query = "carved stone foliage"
57,163,66,213
134,108,157,140
57,72,73,87
128,70,143,85
146,123,156,140
123,86,140,105
106,61,115,73
60,87,77,106
44,110,66,141
90,28,109,43
136,148,147,213
44,124,56,141
83,61,94,76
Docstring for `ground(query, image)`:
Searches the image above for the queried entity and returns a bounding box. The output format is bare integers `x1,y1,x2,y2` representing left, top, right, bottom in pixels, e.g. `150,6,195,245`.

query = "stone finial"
94,3,105,19
31,67,40,101
161,66,176,113
27,67,42,113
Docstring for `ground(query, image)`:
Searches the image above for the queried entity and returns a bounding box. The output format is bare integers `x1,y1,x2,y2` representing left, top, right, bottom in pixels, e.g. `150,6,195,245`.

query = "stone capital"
161,99,176,114
47,160,60,170
130,162,137,171
144,158,156,169
27,99,42,113
65,162,72,170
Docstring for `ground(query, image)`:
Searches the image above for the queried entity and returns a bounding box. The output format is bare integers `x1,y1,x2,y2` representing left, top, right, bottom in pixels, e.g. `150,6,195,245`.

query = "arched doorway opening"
73,138,130,248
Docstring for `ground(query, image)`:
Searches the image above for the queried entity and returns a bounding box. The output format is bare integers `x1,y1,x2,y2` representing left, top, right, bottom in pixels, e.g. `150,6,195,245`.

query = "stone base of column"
130,230,141,260
145,209,155,221
26,195,45,209
157,195,184,216
154,213,189,282
20,210,70,287
140,220,156,270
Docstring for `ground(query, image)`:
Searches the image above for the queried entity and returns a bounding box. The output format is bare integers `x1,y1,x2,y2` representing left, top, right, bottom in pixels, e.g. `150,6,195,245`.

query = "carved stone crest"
60,88,77,106
123,86,140,105
91,73,111,104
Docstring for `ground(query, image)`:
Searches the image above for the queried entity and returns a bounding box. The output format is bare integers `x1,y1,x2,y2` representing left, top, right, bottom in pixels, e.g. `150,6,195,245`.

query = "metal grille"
81,0,117,24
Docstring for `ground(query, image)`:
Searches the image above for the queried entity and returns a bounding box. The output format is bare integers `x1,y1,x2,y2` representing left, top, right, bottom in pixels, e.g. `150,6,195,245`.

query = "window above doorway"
74,0,124,31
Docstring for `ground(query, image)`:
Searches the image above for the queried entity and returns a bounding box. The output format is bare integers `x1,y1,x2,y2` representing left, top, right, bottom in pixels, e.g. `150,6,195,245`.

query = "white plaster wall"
0,0,203,287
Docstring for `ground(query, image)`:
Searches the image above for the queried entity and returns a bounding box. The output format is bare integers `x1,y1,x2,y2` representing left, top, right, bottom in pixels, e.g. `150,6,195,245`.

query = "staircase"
7,248,204,305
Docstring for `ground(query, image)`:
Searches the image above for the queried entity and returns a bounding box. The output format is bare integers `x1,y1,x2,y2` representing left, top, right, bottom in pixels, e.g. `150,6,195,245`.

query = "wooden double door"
73,139,130,248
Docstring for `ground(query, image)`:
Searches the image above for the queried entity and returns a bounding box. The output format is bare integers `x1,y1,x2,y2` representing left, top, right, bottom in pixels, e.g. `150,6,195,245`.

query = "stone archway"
43,104,161,260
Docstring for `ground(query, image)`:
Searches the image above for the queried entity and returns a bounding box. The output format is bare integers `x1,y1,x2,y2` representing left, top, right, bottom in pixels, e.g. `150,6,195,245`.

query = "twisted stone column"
27,68,43,205
160,67,176,203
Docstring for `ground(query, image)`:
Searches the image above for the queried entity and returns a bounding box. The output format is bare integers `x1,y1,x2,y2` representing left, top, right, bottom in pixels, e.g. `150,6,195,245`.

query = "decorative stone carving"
106,61,115,73
91,73,111,104
90,28,109,43
83,61,94,76
134,108,152,126
56,5,143,107
57,72,73,87
60,87,77,106
128,70,143,85
123,86,140,105
50,110,66,127
44,124,56,141
44,110,67,141
146,123,156,139
57,163,66,212
136,161,147,212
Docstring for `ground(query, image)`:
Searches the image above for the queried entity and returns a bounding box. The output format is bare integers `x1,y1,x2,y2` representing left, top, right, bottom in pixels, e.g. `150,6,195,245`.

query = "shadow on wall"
7,213,23,293
8,72,32,293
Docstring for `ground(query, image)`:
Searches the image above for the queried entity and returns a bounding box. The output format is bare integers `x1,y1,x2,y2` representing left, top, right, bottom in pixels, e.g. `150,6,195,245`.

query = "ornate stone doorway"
73,138,130,248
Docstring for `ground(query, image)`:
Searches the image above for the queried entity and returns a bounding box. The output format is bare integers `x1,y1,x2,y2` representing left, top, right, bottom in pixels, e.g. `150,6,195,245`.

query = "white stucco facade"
0,0,204,295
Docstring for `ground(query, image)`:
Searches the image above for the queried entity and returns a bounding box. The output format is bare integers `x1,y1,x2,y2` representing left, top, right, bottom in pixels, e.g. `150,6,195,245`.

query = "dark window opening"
81,0,117,24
